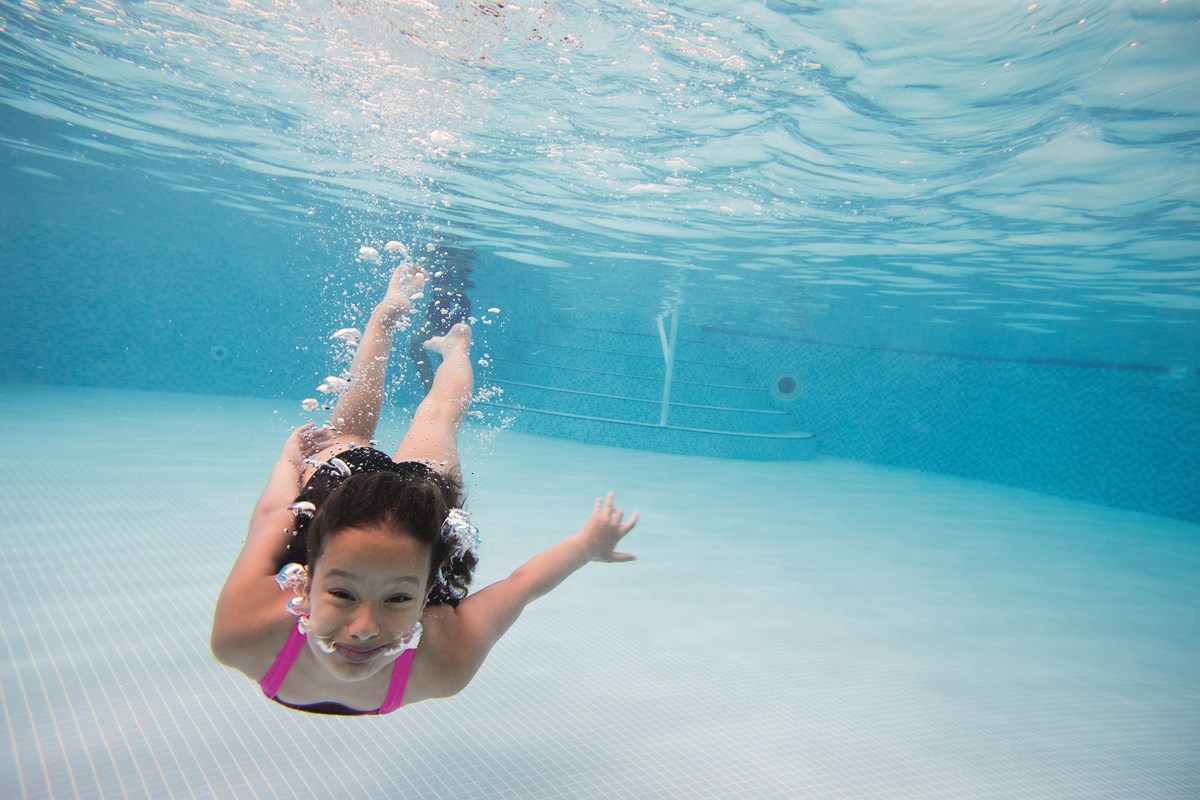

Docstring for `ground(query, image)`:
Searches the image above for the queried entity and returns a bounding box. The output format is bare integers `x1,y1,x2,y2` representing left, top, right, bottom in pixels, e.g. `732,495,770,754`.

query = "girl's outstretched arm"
426,494,638,693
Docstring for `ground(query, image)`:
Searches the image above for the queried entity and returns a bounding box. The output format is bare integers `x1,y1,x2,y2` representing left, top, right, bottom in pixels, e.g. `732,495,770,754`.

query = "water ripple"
1,0,1196,354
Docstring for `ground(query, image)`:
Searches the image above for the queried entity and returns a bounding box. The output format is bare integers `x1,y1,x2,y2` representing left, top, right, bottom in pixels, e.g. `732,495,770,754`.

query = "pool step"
492,380,799,434
484,320,816,460
491,357,769,405
478,402,818,461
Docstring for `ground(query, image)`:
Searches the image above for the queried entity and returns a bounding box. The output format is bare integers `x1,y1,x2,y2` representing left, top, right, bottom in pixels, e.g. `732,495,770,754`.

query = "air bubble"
330,328,362,345
317,376,351,395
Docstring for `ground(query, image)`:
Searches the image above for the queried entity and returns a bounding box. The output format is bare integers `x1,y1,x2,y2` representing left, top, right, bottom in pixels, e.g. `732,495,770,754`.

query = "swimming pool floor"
1,385,1197,799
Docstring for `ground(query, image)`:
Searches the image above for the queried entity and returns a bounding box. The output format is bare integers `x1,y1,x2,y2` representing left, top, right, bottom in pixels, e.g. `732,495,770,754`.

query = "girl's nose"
348,608,380,640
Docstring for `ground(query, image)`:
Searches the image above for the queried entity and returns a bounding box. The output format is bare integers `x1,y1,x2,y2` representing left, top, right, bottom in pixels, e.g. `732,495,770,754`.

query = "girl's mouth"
334,644,383,664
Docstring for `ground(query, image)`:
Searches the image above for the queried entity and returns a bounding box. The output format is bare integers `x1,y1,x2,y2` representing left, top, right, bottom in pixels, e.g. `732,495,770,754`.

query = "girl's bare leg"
393,323,473,474
302,265,426,480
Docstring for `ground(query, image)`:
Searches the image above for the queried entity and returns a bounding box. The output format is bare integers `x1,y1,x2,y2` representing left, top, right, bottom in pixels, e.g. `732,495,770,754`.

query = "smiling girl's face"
305,524,432,681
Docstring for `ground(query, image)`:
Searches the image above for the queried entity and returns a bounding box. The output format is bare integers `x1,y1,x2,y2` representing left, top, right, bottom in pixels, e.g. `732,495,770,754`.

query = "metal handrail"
656,309,679,426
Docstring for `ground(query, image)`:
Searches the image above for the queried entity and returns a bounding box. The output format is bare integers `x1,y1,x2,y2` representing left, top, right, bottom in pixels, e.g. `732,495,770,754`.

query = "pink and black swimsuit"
258,625,415,716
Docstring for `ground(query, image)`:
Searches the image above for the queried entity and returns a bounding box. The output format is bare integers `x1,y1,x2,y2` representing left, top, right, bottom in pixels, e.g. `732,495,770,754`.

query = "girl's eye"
328,590,354,601
387,595,412,604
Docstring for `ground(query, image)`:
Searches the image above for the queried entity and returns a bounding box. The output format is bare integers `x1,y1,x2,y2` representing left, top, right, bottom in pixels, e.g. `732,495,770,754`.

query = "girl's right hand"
578,492,639,563
281,422,336,469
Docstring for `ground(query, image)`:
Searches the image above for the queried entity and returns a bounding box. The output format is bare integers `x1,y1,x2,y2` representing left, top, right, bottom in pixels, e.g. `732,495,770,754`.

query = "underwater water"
1,1,1198,798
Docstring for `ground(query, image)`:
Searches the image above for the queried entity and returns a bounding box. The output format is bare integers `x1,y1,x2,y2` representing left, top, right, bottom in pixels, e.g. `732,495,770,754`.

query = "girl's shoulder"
238,617,298,683
404,605,478,703
211,577,296,680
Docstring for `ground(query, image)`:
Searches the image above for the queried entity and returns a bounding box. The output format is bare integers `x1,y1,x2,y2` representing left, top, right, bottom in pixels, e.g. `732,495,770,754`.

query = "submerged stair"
479,318,816,460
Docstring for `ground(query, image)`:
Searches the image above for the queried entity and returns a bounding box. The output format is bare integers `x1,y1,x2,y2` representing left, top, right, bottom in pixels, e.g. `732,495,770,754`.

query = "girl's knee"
417,396,469,425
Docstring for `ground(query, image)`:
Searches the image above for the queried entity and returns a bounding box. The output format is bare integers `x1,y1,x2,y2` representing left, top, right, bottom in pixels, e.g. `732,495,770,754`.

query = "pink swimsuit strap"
259,625,415,714
258,624,306,699
378,648,415,714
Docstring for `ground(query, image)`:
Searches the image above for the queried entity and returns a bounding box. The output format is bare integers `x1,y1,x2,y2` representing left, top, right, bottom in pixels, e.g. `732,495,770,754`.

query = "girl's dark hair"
285,467,474,607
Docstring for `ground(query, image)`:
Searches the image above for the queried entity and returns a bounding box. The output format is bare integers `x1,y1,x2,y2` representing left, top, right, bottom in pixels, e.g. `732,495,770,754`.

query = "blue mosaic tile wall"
723,331,1200,523
0,171,324,399
3,161,1194,520
0,167,438,412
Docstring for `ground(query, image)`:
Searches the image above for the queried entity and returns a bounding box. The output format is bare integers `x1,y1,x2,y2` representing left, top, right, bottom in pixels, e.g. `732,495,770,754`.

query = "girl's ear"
298,564,312,600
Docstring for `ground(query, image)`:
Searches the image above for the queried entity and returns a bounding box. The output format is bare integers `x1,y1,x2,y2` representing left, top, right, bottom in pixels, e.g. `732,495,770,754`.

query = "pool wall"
3,147,1197,522
731,332,1200,523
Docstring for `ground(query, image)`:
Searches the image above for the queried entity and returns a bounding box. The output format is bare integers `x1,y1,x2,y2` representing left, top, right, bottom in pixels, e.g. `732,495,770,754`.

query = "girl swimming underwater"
211,263,638,715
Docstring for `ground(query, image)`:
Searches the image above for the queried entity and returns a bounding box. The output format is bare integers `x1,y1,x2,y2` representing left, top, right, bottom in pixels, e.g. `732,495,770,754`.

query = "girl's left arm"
424,494,638,696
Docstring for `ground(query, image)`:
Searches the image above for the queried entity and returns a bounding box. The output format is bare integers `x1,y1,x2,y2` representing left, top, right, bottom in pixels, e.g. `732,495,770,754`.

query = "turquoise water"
2,1,1199,798
2,0,1198,519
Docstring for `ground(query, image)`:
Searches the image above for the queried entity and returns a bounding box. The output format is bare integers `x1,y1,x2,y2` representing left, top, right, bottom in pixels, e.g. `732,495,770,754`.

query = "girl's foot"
380,264,427,325
423,323,472,357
